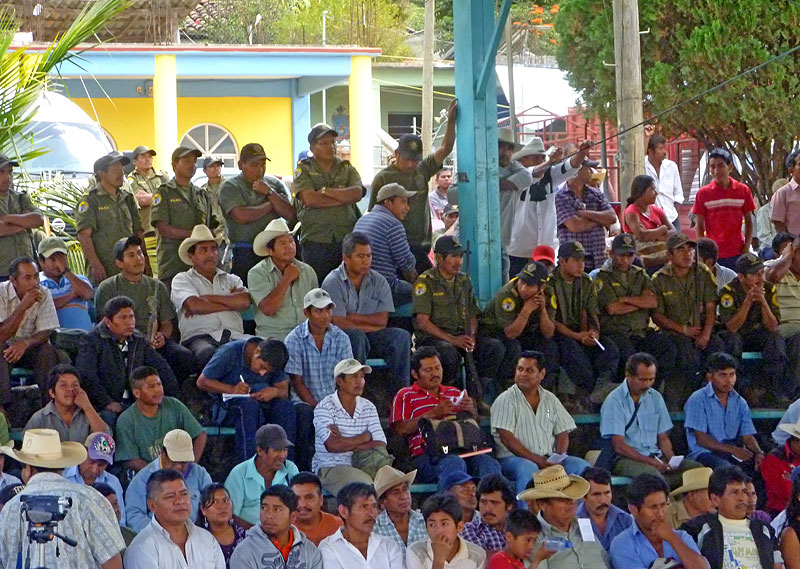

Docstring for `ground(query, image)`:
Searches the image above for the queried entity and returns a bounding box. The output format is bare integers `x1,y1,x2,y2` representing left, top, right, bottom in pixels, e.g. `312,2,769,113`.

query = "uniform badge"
501,297,515,312
77,200,89,213
550,294,557,309
414,282,427,296
294,167,303,178
720,293,734,308
773,292,780,306
595,279,604,291
152,193,162,206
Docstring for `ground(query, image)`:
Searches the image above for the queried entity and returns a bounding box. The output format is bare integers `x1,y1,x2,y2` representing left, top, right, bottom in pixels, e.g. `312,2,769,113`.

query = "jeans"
343,327,412,388
301,241,343,283
499,455,591,501
294,402,315,472
232,244,262,286
391,280,413,307
158,339,197,382
410,244,433,276
226,396,296,462
413,452,501,484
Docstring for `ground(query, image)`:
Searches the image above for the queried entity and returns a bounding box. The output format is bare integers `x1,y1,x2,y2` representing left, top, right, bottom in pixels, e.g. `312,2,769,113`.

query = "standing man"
771,148,800,236
38,235,94,330
576,467,633,551
497,127,533,281
429,167,452,219
0,154,44,281
127,145,169,260
200,156,226,225
644,130,684,232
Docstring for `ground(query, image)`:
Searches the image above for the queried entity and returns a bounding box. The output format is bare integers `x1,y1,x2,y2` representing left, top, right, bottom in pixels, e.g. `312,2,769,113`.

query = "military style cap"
434,235,465,256
611,233,637,254
132,145,156,158
517,261,549,286
307,123,338,145
93,151,131,174
113,235,143,261
38,236,69,259
239,143,270,162
558,240,586,259
0,154,19,169
666,232,696,251
202,156,223,168
397,134,423,161
376,182,416,203
443,204,459,216
171,146,202,162
734,253,764,275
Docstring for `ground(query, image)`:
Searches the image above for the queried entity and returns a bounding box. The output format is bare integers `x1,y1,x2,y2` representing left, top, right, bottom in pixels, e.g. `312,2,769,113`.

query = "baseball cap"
611,233,637,254
434,235,464,256
255,424,294,451
162,429,195,462
93,152,131,174
171,146,202,162
442,204,459,217
37,236,69,259
532,245,556,265
308,123,338,145
666,233,696,251
334,358,373,377
240,143,270,162
85,432,115,465
558,240,586,259
132,145,156,159
734,253,764,275
581,159,601,168
202,156,223,168
437,470,478,494
113,235,143,261
303,288,335,310
517,261,549,286
708,147,733,164
376,182,416,203
397,134,423,161
0,154,19,169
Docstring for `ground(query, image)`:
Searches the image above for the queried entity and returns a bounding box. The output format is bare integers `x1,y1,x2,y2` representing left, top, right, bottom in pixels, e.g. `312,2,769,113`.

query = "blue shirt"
609,520,700,569
284,320,353,403
683,382,756,459
600,380,673,456
353,205,416,286
576,501,633,551
322,263,395,317
224,456,299,526
63,466,127,525
774,398,800,446
201,337,289,392
39,272,93,330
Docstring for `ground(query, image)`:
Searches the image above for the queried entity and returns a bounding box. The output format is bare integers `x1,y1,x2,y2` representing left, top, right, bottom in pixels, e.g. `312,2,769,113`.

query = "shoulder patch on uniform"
550,293,557,309
294,167,302,178
77,200,89,213
773,291,780,306
595,279,604,291
720,293,734,308
501,297,515,312
152,193,162,206
414,282,427,296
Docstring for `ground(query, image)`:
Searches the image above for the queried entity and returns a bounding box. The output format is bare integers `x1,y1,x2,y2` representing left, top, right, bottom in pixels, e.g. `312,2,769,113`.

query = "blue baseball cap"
438,470,478,494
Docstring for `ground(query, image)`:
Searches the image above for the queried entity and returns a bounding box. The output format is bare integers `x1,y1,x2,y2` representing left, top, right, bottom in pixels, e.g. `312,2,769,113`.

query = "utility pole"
612,0,644,204
322,10,329,124
421,0,435,155
505,15,517,133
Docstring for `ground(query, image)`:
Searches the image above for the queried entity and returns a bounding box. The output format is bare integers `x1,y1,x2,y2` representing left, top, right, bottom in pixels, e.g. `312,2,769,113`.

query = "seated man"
95,235,195,383
576,467,633,551
668,467,715,529
224,424,299,528
373,465,427,549
171,224,251,370
550,241,620,404
322,232,412,390
439,470,480,525
609,473,708,569
77,295,178,425
765,235,800,400
290,471,343,545
412,236,504,395
37,236,93,330
491,351,590,498
115,366,206,473
248,218,318,341
697,237,736,293
600,352,703,489
391,346,501,483
460,474,515,556
228,485,322,569
93,482,137,546
762,416,800,515
312,359,386,496
24,364,109,443
197,337,295,462
125,429,213,533
125,469,225,569
63,432,126,525
0,256,60,410
684,352,764,469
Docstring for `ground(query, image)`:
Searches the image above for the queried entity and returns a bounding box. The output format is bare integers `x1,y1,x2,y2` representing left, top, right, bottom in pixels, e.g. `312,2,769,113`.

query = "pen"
593,338,605,351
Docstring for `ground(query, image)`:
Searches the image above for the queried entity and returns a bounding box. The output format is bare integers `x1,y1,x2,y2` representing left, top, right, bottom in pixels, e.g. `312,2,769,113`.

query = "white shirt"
406,536,486,569
124,517,225,569
319,527,406,569
0,281,59,340
646,156,683,222
170,267,247,342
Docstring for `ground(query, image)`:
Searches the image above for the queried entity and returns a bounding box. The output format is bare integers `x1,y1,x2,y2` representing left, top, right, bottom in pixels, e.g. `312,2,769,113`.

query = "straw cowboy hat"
670,467,713,497
516,465,590,501
778,417,800,440
498,127,523,151
512,137,546,161
374,465,417,499
253,218,295,257
1,429,87,469
178,225,222,266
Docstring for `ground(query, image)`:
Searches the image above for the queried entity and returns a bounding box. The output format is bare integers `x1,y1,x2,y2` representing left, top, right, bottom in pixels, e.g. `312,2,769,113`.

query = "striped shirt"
490,385,576,459
391,382,463,457
766,259,800,324
312,391,386,472
353,204,416,286
284,320,353,403
0,280,59,340
691,178,756,258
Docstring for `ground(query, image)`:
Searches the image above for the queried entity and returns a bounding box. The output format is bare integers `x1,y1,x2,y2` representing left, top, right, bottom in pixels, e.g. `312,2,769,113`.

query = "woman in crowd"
197,483,246,567
622,174,673,269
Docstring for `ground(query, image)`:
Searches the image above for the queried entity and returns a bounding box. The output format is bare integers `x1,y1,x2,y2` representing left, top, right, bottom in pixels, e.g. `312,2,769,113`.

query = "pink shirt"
692,178,756,259
622,203,666,233
770,178,800,235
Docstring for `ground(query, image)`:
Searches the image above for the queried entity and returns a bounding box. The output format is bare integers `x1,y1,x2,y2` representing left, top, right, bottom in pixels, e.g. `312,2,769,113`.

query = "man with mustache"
373,465,426,549
576,467,632,551
290,472,342,545
460,474,515,557
37,236,93,330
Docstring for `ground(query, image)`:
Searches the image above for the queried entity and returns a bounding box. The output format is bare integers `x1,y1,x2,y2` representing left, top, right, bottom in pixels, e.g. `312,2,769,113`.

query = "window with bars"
179,124,238,167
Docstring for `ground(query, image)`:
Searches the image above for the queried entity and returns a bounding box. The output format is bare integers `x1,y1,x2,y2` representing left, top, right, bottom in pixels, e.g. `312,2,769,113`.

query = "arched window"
101,127,117,151
179,124,238,167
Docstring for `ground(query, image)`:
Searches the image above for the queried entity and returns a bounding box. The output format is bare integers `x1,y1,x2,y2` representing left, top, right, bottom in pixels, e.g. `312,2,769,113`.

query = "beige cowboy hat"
498,127,523,151
2,429,87,469
516,465,590,501
670,467,712,497
778,417,800,440
512,137,546,161
374,465,417,499
178,225,222,266
253,219,294,257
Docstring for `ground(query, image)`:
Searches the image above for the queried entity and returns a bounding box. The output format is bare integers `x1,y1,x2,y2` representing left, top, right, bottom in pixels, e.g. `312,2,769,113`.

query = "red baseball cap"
532,245,556,265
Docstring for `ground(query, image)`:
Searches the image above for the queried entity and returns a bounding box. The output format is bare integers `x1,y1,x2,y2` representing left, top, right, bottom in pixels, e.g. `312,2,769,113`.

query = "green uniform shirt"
549,269,598,332
292,157,364,244
128,169,170,234
652,262,717,326
150,178,220,279
412,267,480,341
75,184,142,278
218,174,291,243
718,278,780,335
94,273,176,335
0,189,39,277
369,154,442,249
595,264,653,336
480,278,556,337
202,176,226,235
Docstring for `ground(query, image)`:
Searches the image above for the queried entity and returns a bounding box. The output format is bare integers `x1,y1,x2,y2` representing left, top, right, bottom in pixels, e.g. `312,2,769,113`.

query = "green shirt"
412,267,480,341
292,157,364,244
75,184,142,279
369,154,442,248
150,178,220,279
652,262,717,326
127,169,170,234
218,174,291,243
202,176,226,236
595,264,653,336
248,257,318,341
94,273,176,335
0,189,39,277
480,278,556,337
549,269,599,333
719,277,780,335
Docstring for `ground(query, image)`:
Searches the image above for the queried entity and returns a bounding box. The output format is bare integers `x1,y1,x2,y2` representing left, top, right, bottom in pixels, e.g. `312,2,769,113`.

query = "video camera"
20,495,72,527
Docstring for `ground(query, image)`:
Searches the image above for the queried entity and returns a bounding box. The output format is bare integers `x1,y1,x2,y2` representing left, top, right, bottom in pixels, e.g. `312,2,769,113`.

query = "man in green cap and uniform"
369,100,458,274
150,146,221,290
127,145,169,254
201,156,226,228
0,153,44,281
76,152,150,285
293,124,365,282
218,143,294,284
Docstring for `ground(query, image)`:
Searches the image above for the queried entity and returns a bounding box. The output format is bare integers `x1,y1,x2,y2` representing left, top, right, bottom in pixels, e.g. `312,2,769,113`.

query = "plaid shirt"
0,280,59,340
461,516,506,551
373,509,428,549
555,182,612,271
284,320,353,402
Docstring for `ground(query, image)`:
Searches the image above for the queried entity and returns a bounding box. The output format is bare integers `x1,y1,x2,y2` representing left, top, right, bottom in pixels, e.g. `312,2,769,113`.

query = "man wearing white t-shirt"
645,131,684,232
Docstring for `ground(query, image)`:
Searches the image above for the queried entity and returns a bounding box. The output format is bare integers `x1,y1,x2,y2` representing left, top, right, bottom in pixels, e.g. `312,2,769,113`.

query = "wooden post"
421,0,435,155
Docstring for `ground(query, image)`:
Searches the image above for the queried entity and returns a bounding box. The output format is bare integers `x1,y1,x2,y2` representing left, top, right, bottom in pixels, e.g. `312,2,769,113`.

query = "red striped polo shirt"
390,382,462,457
691,178,755,258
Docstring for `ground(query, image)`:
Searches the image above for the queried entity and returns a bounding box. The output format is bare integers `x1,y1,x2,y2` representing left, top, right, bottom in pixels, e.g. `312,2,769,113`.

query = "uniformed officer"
76,152,150,285
480,260,558,387
596,233,676,380
412,235,504,395
550,240,620,404
201,156,226,226
150,146,222,289
652,233,726,407
218,143,294,284
128,145,169,275
293,124,365,282
369,100,458,274
718,253,789,401
0,154,44,280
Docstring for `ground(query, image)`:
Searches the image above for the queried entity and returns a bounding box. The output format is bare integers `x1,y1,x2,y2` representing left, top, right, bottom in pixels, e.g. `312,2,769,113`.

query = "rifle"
147,282,159,344
462,241,483,399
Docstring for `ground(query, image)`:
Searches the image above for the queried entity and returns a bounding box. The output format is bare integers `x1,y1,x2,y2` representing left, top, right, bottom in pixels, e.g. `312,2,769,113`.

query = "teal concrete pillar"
291,83,311,165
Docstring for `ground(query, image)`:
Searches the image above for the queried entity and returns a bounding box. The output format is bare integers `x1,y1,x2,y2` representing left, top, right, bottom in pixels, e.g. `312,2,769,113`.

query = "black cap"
558,240,586,259
517,261,549,286
93,152,131,174
113,235,143,261
734,253,764,275
0,154,20,169
397,134,423,161
132,145,156,159
202,156,223,168
581,159,601,168
434,235,464,256
611,233,637,254
666,232,696,251
708,147,733,164
171,146,202,162
307,123,338,145
443,204,459,217
239,143,270,162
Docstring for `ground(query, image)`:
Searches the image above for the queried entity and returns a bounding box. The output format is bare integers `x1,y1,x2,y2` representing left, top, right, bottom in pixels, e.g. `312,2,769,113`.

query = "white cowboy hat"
253,218,294,257
779,417,800,440
374,465,417,499
2,429,87,469
178,225,222,266
516,464,589,501
512,137,546,161
670,467,712,497
498,127,523,151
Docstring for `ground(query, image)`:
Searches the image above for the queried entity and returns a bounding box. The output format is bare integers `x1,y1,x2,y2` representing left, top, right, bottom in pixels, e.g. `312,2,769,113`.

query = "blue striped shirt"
353,205,416,286
284,320,353,402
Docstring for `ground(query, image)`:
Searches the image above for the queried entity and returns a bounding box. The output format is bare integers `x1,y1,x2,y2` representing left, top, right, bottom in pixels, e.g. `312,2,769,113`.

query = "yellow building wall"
71,97,294,175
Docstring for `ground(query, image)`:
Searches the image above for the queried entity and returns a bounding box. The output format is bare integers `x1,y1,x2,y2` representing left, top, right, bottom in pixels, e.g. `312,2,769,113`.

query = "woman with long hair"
197,483,246,567
781,475,800,569
622,174,674,268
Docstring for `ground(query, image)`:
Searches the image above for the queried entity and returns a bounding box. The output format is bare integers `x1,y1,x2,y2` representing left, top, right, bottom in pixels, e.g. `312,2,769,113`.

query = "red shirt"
691,178,755,258
488,551,526,569
622,203,667,233
390,381,462,457
761,444,800,512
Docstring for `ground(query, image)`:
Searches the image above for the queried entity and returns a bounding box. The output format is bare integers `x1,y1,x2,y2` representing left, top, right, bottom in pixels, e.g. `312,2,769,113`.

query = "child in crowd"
489,509,554,569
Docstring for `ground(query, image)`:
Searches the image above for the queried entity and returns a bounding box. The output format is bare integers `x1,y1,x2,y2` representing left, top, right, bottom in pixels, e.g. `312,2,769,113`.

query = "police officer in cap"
0,153,44,281
128,145,169,240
